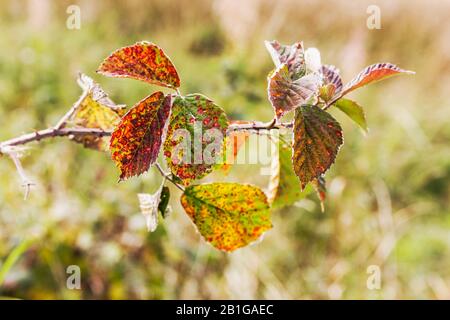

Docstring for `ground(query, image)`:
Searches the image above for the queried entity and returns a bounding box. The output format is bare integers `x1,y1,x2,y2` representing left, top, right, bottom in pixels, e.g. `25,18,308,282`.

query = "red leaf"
265,40,306,79
341,62,414,97
292,105,343,188
97,41,180,89
268,64,321,120
110,92,172,180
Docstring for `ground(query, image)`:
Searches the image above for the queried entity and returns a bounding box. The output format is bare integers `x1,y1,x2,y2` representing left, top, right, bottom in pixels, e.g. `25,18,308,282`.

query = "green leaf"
267,137,313,209
158,186,171,218
334,98,368,133
163,94,228,185
97,41,181,88
181,183,272,252
292,105,343,188
110,92,172,180
0,239,32,286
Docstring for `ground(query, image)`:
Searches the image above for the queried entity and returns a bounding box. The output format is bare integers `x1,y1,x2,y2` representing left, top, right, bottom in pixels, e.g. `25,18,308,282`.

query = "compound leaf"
110,92,172,180
334,98,368,133
97,41,180,89
180,183,272,252
163,94,228,185
292,105,343,188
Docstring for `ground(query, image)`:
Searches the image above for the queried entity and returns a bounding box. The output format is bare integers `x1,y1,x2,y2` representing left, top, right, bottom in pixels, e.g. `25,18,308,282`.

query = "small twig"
155,162,185,192
227,120,292,133
322,94,342,110
4,147,35,200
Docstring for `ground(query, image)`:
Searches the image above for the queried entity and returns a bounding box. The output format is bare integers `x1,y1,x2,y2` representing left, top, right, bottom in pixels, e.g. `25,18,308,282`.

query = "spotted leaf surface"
268,64,321,120
163,94,228,185
181,183,272,252
341,62,414,97
68,74,126,151
292,105,343,188
267,137,313,209
334,98,368,133
110,92,172,180
265,40,306,79
97,41,180,88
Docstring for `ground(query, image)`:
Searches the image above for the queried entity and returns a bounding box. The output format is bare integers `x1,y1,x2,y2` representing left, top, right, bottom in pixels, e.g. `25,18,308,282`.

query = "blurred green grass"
0,0,448,299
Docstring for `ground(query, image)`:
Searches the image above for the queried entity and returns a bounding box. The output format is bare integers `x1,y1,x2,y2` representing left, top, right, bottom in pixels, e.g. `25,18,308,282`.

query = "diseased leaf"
267,137,313,209
97,41,180,88
265,40,306,79
110,92,172,180
181,183,272,252
163,94,228,185
341,62,414,97
312,175,326,212
334,98,368,133
268,64,321,120
292,105,343,188
69,73,126,151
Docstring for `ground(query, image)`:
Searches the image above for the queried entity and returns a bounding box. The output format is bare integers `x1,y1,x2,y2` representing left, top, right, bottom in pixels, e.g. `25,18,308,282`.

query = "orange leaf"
97,41,180,89
341,62,414,97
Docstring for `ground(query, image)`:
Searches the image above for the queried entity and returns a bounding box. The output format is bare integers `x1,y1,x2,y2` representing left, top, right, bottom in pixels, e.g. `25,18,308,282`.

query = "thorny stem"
0,103,292,195
0,121,292,150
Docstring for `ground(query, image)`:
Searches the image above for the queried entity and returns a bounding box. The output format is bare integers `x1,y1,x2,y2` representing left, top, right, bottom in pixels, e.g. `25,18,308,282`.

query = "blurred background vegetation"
0,0,449,299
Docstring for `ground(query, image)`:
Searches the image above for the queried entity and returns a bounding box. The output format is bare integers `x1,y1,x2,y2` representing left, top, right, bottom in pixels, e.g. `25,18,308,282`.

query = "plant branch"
0,127,112,151
155,162,185,192
0,109,292,195
0,120,293,151
227,119,292,132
